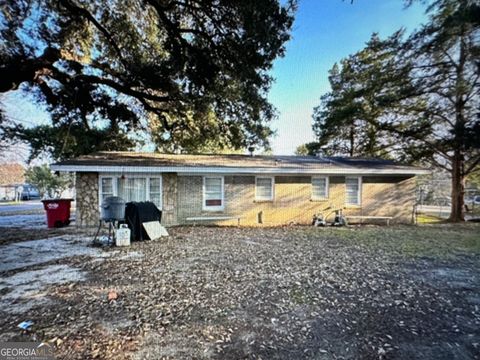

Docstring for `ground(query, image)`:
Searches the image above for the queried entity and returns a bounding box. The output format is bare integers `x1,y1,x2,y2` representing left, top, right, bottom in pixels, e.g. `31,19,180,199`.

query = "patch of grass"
289,287,312,305
467,207,480,216
306,224,480,259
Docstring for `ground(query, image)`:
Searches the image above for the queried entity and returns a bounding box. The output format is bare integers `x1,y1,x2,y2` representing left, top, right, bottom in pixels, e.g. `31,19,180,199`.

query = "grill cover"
124,202,162,241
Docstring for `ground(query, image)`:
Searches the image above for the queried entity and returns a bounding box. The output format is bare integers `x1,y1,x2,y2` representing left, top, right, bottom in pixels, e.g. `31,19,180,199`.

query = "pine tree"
312,33,406,158
312,0,480,222
386,0,480,221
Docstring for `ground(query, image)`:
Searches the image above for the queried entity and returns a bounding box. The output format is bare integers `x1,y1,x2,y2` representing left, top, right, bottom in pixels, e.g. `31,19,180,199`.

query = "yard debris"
0,224,479,359
107,290,118,302
18,320,33,331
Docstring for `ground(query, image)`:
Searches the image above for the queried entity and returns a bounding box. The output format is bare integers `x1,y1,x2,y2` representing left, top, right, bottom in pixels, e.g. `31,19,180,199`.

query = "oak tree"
0,0,296,159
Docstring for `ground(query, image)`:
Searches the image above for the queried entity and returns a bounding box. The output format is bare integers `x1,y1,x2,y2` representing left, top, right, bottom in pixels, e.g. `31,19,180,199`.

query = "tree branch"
465,155,480,175
0,48,60,92
58,0,129,71
75,74,171,103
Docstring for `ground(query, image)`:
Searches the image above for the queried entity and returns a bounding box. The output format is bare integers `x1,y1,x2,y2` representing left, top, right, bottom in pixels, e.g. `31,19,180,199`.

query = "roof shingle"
52,151,427,174
0,163,25,186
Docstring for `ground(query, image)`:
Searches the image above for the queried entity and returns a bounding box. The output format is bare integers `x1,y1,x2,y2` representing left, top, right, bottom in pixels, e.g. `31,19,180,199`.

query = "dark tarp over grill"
124,202,162,241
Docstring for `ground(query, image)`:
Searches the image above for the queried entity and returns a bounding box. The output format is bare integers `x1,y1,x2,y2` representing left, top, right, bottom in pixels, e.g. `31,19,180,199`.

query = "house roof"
0,163,25,186
51,152,429,175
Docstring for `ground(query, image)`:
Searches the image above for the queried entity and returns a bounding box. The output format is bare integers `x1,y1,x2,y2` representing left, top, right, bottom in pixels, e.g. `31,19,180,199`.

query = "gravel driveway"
0,225,479,359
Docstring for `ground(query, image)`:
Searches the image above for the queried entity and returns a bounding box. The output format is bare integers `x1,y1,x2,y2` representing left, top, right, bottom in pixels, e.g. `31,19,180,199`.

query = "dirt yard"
0,223,479,359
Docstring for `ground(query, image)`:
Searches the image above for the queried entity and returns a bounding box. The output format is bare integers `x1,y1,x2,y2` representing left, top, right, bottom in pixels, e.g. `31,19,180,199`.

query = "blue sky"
269,0,427,154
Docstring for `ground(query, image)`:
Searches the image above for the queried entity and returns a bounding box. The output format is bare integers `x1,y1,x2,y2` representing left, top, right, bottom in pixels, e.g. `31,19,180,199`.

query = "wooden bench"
345,215,393,226
186,216,242,226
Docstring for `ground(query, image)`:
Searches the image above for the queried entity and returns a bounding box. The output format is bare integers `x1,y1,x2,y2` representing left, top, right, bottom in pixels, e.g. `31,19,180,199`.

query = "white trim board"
51,164,429,176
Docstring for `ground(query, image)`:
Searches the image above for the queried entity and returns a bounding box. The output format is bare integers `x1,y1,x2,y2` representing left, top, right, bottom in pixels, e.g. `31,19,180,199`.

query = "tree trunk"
349,124,354,157
449,154,465,222
448,26,467,223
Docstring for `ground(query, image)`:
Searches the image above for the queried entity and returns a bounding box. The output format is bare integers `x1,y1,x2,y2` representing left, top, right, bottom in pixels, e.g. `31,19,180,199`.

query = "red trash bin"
42,199,73,228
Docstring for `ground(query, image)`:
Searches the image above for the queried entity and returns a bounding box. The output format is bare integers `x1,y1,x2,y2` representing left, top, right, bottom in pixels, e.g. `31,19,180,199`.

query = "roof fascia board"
51,164,430,175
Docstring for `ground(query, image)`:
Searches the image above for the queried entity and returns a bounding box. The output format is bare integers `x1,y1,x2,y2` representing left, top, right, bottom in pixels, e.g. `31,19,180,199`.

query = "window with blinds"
203,176,224,210
345,176,361,205
255,177,274,201
312,176,328,200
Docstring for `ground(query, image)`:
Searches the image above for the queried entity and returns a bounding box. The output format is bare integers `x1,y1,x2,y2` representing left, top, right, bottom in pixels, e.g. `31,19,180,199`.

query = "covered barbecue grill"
93,196,126,244
101,196,126,221
125,202,162,241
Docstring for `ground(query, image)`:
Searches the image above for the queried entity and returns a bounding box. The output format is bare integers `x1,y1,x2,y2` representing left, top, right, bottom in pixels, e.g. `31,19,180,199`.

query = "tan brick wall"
355,175,415,223
176,175,416,225
75,173,416,227
75,172,99,227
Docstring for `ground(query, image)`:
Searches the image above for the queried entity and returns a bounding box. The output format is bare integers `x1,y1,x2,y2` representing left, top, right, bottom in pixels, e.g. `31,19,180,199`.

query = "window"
100,177,114,203
255,176,274,201
99,175,162,209
345,176,361,206
312,176,329,200
149,177,162,209
203,176,224,210
119,177,147,203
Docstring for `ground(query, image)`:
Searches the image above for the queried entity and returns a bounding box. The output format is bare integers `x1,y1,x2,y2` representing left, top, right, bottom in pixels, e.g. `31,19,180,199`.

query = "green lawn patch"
302,224,480,259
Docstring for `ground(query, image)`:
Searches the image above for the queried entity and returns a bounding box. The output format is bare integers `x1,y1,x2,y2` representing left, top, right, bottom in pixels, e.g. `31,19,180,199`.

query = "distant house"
0,163,25,201
51,152,429,227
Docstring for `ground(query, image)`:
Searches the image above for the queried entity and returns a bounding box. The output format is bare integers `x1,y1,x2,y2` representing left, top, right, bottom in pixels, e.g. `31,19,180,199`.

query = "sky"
1,0,429,164
268,0,428,155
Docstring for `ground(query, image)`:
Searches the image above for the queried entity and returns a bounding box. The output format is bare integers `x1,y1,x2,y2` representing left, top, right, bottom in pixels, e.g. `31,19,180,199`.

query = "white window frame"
98,174,163,210
148,177,163,210
255,176,275,201
345,176,362,206
99,175,117,206
311,176,329,200
202,176,225,211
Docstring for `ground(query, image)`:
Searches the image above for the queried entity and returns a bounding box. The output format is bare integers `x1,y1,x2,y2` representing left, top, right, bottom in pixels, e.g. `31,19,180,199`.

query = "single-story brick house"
51,152,429,226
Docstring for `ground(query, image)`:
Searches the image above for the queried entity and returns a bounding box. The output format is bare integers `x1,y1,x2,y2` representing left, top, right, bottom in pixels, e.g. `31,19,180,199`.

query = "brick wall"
357,175,416,223
75,173,416,227
176,175,416,225
177,176,203,222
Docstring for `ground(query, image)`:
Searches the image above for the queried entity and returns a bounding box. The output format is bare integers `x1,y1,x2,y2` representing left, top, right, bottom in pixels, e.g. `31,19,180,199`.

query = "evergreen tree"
294,142,326,156
386,0,480,221
312,33,406,158
312,0,480,222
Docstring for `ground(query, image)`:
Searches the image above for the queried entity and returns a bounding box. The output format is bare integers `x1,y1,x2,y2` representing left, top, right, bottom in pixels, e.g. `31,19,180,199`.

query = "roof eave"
51,164,430,176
